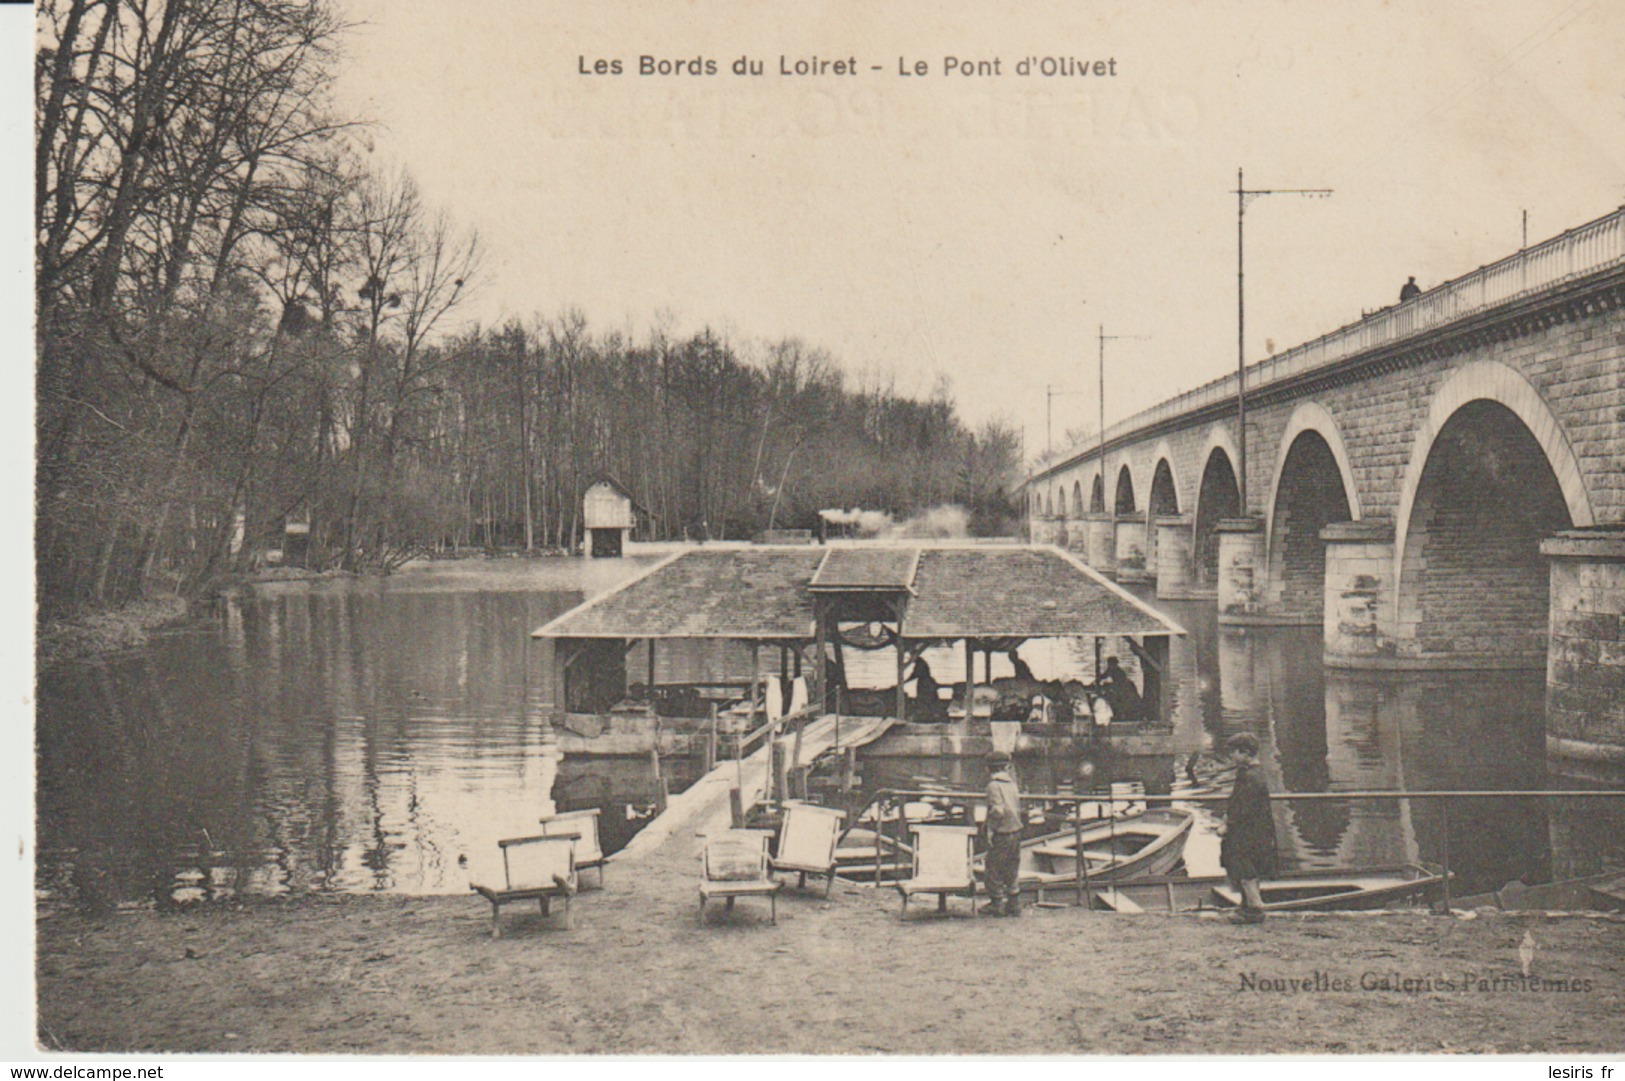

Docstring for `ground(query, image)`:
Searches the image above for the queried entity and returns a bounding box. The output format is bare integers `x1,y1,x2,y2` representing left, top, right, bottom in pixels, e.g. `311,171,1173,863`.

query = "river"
35,555,1625,907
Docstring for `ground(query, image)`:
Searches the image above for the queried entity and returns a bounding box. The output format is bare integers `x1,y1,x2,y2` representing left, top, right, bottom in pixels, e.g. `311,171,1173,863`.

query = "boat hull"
996,808,1195,887
1093,864,1449,913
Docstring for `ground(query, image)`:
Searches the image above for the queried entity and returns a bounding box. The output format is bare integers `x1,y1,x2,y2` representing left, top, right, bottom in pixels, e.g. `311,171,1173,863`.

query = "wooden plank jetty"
616,713,892,866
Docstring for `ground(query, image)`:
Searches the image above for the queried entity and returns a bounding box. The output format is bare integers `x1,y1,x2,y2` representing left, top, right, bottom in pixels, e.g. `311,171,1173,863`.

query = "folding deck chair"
698,829,781,926
770,801,847,896
469,835,577,938
539,808,606,889
895,824,980,919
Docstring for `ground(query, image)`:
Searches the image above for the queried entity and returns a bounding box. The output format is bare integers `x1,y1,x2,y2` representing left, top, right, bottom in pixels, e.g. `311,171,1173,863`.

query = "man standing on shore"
1219,732,1276,924
983,751,1023,917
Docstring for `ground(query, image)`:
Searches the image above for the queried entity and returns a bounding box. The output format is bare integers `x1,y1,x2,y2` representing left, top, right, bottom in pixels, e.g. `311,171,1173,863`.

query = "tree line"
433,323,1020,554
35,0,1020,622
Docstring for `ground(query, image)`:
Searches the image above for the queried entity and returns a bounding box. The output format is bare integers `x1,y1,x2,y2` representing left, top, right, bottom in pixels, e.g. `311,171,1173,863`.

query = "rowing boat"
1087,863,1449,913
973,807,1195,888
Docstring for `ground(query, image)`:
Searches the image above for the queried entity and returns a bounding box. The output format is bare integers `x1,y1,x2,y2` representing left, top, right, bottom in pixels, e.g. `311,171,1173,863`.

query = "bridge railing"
1034,206,1625,482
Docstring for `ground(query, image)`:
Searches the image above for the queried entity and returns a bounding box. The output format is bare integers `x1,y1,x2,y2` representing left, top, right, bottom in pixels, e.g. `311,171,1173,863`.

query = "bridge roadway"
1026,206,1625,770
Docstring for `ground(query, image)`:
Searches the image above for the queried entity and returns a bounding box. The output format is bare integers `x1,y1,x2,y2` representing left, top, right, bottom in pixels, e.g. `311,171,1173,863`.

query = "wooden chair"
469,835,577,938
698,829,781,926
539,808,606,889
770,802,847,896
895,824,980,919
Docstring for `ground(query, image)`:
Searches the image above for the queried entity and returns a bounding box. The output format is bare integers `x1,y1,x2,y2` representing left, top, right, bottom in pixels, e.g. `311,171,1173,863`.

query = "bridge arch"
1264,403,1361,619
1089,472,1105,514
1147,457,1181,519
1265,403,1363,528
1393,361,1592,664
1192,425,1243,587
1395,360,1593,548
1070,480,1083,518
1142,443,1181,576
1114,463,1138,514
1197,425,1242,501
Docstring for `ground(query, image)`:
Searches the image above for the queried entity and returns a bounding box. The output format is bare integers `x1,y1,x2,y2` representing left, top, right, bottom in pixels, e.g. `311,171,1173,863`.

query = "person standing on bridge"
1219,732,1276,924
1400,276,1421,301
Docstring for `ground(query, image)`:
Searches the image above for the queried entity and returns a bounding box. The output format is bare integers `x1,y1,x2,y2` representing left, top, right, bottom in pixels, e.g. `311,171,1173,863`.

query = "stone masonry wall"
1038,297,1622,537
1543,530,1625,764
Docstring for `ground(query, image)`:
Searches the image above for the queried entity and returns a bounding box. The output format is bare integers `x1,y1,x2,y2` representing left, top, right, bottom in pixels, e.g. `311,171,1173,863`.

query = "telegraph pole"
1234,168,1331,511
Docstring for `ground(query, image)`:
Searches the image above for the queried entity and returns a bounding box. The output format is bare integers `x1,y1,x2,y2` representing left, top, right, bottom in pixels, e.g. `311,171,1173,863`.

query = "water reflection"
36,561,694,908
1162,610,1624,893
848,592,1625,895
36,558,1625,908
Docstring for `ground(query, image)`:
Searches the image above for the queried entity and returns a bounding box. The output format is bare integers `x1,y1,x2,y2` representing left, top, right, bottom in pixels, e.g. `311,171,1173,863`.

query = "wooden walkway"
615,713,893,866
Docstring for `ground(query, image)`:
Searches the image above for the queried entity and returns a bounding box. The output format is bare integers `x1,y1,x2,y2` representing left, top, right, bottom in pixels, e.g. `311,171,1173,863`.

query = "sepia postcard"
16,0,1625,1069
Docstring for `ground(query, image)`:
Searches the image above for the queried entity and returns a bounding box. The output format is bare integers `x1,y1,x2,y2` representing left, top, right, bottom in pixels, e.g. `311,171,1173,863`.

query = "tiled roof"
533,548,822,639
809,547,918,590
535,545,1183,641
904,547,1181,638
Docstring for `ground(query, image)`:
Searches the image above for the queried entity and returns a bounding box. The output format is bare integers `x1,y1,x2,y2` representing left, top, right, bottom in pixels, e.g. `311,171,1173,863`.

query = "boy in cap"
1219,732,1276,924
983,751,1023,916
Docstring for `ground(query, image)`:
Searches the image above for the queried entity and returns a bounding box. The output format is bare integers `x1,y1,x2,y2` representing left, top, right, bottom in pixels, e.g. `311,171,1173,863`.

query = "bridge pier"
1085,512,1116,575
1114,514,1149,583
1541,527,1625,776
1065,515,1089,555
1154,514,1205,600
1321,520,1397,666
1215,517,1266,622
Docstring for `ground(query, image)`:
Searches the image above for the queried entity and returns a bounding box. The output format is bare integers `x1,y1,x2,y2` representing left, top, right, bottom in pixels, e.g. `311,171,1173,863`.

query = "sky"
326,0,1625,463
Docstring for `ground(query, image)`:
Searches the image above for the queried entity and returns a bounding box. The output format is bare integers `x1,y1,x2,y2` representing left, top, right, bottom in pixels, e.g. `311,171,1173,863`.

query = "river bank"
36,880,1625,1055
34,554,543,667
35,593,192,665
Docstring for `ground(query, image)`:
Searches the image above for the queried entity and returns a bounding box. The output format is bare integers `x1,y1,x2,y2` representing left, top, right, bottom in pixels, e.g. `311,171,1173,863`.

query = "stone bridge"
1025,206,1625,767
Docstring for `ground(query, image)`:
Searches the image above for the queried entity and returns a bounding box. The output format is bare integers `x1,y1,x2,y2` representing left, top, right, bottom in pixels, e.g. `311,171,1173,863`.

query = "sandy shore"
36,868,1625,1055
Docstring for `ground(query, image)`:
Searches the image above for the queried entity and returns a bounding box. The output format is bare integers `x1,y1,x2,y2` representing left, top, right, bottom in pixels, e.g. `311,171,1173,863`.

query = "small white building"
583,477,641,558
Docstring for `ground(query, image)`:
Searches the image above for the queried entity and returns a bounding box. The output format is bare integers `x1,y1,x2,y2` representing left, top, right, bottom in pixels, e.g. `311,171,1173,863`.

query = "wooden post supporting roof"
1125,634,1168,723
554,641,585,719
815,595,829,716
1146,636,1171,724
893,595,907,721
